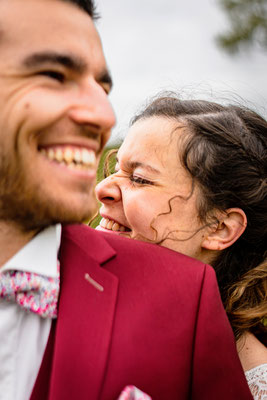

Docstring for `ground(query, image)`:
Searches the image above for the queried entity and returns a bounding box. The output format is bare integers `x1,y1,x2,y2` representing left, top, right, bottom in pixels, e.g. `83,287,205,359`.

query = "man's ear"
202,208,247,251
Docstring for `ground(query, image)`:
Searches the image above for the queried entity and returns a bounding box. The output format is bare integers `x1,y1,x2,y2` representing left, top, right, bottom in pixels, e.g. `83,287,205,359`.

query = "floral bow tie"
0,263,60,318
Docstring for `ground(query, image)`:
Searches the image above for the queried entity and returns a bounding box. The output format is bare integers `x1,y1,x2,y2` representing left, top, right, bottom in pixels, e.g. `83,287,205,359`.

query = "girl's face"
95,116,213,261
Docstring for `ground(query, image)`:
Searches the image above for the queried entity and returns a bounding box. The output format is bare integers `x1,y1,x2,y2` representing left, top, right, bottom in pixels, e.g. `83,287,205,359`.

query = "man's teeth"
100,217,128,232
41,147,96,170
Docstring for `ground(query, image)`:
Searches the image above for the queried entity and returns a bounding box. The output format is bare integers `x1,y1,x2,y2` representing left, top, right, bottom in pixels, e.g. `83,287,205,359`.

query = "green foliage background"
216,0,267,54
89,146,119,228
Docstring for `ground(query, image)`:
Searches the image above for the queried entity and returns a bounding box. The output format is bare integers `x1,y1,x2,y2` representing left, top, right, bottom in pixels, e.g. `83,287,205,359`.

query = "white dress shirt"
0,224,61,400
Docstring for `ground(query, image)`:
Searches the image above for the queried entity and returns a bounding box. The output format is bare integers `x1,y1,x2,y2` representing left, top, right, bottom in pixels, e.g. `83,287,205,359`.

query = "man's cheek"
19,92,70,133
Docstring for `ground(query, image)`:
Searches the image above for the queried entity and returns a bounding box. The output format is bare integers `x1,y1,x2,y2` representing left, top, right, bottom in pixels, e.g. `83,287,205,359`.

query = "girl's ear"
202,208,247,251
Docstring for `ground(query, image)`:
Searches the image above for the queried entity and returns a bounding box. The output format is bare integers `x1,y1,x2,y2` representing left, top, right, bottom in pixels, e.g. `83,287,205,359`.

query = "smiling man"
0,0,114,239
0,1,254,400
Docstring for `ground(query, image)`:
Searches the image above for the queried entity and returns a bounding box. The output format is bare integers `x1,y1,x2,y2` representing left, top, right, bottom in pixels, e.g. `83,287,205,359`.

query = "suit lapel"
33,225,119,400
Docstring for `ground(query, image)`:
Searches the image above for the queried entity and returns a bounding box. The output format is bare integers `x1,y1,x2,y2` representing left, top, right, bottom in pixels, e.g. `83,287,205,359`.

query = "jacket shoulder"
62,224,215,285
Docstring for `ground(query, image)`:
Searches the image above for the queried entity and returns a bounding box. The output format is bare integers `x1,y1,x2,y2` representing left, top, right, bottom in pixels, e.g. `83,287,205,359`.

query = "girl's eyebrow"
125,160,160,175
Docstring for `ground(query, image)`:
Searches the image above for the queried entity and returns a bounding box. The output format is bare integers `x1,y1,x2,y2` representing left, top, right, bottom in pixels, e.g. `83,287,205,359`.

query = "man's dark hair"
64,0,98,19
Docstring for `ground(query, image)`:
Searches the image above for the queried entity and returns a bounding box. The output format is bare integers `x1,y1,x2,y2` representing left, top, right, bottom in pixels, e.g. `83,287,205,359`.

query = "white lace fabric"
245,363,267,400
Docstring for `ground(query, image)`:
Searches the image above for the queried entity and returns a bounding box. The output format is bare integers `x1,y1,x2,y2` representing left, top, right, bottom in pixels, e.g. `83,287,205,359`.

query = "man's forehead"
0,0,105,67
0,0,95,37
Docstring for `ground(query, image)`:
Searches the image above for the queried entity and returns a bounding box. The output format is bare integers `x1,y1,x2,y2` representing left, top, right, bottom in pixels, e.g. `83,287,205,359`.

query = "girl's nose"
95,175,122,204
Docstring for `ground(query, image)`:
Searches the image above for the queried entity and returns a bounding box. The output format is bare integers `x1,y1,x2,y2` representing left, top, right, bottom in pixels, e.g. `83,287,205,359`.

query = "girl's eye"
38,70,65,83
130,175,153,185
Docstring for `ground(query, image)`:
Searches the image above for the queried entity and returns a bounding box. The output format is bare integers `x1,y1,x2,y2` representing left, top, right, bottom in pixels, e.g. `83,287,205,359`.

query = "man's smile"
39,145,97,173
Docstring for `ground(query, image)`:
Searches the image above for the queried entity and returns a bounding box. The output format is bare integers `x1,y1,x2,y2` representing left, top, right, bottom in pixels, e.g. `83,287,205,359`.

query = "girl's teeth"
100,217,127,232
100,218,108,228
112,222,120,231
107,220,113,230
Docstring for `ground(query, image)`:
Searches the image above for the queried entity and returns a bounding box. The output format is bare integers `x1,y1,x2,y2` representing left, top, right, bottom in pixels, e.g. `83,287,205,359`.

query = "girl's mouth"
98,217,131,232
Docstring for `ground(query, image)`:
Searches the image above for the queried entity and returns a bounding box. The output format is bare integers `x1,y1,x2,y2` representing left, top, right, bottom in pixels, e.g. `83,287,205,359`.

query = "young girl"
95,94,267,399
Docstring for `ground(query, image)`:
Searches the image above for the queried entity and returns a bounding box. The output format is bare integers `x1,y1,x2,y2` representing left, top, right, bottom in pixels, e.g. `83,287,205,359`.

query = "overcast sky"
96,0,267,145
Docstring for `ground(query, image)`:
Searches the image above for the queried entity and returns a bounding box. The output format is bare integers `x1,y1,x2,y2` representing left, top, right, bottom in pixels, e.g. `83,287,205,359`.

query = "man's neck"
0,222,39,267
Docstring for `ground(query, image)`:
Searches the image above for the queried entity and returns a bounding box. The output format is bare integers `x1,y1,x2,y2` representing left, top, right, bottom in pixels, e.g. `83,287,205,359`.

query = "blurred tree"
216,0,267,54
88,146,119,228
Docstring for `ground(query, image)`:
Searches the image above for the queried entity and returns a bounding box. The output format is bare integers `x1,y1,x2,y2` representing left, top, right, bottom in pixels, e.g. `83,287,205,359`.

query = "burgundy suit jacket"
31,224,252,400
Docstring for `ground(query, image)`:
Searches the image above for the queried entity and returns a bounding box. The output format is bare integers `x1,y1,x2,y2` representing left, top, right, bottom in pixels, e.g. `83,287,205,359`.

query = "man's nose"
95,175,122,204
68,79,116,145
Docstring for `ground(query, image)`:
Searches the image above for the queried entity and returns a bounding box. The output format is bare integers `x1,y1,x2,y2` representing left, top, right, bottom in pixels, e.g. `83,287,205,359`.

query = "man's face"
0,0,115,231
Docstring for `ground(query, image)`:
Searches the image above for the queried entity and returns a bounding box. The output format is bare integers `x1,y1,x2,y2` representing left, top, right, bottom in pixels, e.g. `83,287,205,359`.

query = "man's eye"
102,83,111,95
38,70,65,83
130,175,153,185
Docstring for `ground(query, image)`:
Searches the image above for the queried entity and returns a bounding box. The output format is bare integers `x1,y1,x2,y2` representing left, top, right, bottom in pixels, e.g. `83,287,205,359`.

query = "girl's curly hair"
131,93,267,341
225,259,267,345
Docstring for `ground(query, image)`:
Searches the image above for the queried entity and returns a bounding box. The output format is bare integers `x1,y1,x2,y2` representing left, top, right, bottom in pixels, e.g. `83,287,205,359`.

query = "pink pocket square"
117,385,152,400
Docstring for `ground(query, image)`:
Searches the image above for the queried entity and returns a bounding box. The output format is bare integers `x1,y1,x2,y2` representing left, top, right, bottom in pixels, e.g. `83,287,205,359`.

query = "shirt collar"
1,224,61,278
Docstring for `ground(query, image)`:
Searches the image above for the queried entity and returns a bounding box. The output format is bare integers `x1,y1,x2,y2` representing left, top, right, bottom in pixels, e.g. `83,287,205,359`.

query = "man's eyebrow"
22,51,113,90
22,51,87,73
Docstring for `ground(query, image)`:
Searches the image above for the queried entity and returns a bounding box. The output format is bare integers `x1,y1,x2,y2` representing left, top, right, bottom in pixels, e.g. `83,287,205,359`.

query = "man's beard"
0,153,96,232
